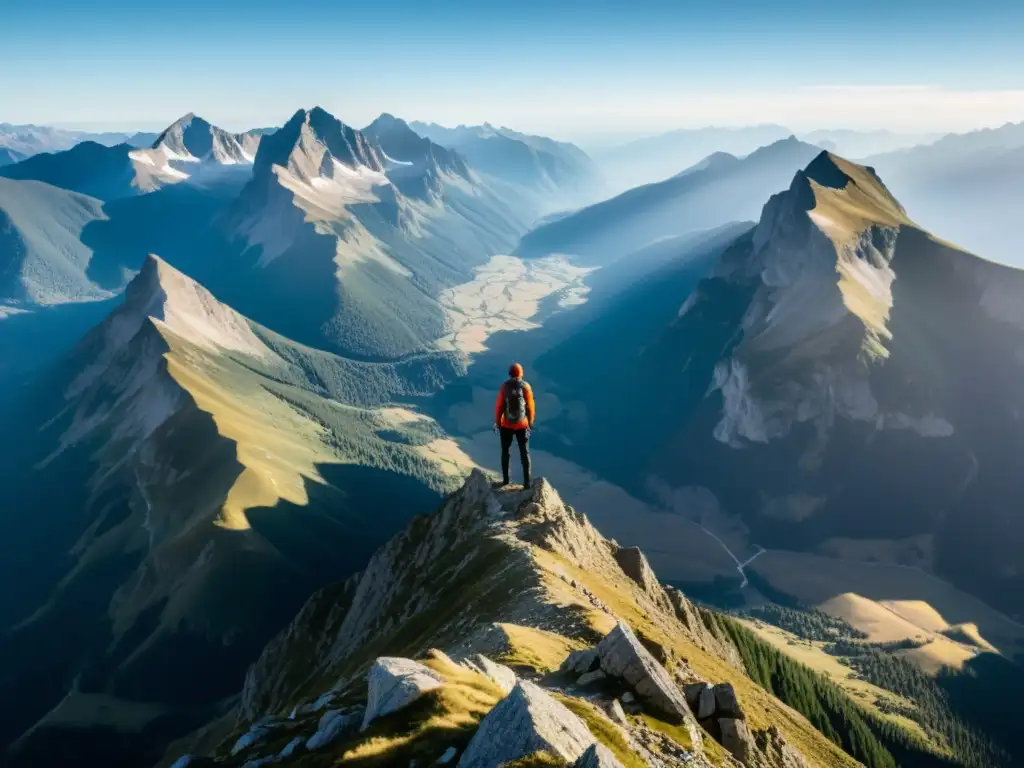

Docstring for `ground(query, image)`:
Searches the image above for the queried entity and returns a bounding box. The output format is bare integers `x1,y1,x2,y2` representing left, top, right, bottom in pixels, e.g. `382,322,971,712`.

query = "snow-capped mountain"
0,255,470,765
0,114,264,200
537,150,1024,622
0,122,158,158
126,113,263,190
364,113,473,199
213,106,532,359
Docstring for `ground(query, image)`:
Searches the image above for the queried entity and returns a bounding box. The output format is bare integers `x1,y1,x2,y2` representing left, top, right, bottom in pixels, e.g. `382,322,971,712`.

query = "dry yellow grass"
750,551,1024,658
818,593,932,644
896,639,979,675
740,620,935,746
530,548,861,768
877,600,951,634
337,650,504,766
553,694,646,768
162,337,335,531
504,752,567,767
497,623,588,674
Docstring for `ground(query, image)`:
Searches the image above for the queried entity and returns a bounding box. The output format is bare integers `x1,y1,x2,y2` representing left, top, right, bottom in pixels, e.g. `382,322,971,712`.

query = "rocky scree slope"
164,471,862,768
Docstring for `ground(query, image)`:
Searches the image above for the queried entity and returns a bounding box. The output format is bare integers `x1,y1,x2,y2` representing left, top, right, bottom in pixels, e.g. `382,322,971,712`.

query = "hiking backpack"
504,378,527,423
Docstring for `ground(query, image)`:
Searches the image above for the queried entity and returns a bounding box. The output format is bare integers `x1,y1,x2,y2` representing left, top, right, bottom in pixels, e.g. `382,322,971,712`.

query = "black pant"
500,427,531,486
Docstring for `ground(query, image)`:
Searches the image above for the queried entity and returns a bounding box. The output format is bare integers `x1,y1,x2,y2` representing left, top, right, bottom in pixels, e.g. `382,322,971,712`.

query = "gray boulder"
362,657,445,731
685,683,716,719
596,622,690,722
604,699,629,728
577,669,607,687
437,746,458,764
719,717,757,764
462,654,517,694
307,707,363,750
278,737,303,758
458,680,596,767
561,647,600,675
574,742,625,768
231,724,269,756
714,683,743,718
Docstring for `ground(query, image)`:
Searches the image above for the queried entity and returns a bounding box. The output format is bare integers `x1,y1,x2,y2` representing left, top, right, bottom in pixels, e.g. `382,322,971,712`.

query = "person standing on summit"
493,363,535,487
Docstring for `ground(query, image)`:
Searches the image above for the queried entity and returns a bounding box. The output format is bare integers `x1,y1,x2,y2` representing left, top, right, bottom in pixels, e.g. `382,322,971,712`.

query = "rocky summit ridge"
163,472,859,768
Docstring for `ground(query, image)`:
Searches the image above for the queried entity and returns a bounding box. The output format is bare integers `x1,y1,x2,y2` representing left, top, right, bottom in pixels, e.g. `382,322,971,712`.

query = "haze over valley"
3,2,1024,766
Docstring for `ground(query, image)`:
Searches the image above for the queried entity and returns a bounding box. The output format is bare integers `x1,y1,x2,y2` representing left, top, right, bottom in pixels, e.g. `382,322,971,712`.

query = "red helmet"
509,363,524,378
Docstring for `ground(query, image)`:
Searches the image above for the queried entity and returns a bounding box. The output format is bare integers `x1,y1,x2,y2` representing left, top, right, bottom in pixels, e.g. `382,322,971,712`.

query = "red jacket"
495,379,535,430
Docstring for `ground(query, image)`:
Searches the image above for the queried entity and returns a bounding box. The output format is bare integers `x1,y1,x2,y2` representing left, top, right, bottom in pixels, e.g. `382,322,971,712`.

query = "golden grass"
532,549,860,767
818,593,931,644
749,551,1024,658
740,620,936,747
504,752,567,767
336,650,504,766
553,695,646,768
162,339,335,531
497,623,588,674
639,713,694,750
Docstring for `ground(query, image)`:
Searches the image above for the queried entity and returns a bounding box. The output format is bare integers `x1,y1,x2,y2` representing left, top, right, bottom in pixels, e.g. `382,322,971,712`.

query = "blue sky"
3,0,1023,140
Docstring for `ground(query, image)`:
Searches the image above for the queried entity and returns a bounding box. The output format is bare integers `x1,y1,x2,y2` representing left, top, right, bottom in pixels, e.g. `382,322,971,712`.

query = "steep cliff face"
164,472,865,768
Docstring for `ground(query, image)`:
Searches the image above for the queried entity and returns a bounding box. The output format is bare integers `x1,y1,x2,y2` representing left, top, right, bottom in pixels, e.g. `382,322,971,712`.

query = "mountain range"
0,108,585,368
534,150,1024,631
864,121,1024,265
4,104,1024,768
410,120,604,209
0,121,157,158
0,255,471,765
517,136,823,266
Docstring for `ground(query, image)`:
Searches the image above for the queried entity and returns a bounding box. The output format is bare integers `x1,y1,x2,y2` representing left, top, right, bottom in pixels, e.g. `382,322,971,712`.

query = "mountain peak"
179,469,829,767
151,113,255,165
121,254,272,359
255,106,383,178
796,151,908,231
363,112,473,192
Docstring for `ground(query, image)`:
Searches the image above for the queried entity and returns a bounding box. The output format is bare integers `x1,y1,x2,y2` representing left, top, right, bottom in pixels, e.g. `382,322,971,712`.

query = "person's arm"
494,384,505,427
525,383,536,427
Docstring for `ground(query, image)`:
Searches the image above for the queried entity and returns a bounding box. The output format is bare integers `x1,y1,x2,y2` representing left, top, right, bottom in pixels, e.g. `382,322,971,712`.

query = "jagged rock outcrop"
562,648,600,675
686,683,718,719
574,742,626,768
308,708,362,750
755,726,813,768
596,622,692,723
240,578,359,722
612,546,674,613
719,717,758,765
459,654,517,694
165,473,860,768
457,680,596,767
714,683,742,718
361,657,445,731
